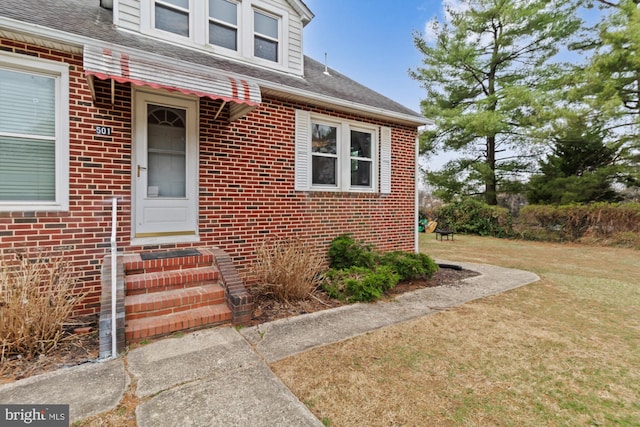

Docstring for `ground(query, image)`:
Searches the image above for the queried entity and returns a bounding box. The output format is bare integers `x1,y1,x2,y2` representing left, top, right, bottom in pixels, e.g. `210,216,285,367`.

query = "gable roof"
285,0,314,25
0,0,428,126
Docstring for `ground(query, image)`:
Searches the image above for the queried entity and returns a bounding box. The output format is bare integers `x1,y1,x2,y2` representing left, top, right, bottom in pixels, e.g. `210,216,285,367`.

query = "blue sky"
301,1,606,171
303,1,605,114
303,0,437,115
301,0,470,172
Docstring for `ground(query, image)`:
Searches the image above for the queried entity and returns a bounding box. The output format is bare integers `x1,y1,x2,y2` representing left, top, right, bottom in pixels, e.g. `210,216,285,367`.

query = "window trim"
0,52,69,212
207,0,240,51
252,7,281,63
349,126,376,190
141,0,289,69
296,111,381,193
152,0,192,39
311,118,341,189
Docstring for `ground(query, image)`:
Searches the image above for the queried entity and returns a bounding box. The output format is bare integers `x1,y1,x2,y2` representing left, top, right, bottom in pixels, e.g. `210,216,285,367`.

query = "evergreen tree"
553,0,640,201
527,115,624,204
411,0,581,204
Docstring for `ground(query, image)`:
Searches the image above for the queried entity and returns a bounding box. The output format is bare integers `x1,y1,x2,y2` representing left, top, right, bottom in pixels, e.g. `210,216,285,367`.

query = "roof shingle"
0,0,426,125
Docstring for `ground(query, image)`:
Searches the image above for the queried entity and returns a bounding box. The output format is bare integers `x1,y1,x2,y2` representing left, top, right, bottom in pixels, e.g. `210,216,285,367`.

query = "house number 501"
95,126,112,136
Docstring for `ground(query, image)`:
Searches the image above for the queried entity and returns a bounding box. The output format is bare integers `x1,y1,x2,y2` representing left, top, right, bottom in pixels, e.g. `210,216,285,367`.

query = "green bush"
324,235,440,303
322,266,400,302
378,251,439,281
327,234,376,270
433,199,512,237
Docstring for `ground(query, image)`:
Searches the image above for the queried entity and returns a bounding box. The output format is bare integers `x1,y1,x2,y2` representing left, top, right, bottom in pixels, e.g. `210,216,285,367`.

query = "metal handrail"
110,197,117,358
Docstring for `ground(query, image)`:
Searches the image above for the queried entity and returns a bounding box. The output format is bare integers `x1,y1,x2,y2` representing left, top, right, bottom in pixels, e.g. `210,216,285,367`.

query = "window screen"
0,69,56,201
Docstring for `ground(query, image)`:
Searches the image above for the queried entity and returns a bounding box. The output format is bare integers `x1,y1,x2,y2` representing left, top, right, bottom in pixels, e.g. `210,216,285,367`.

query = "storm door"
133,92,198,241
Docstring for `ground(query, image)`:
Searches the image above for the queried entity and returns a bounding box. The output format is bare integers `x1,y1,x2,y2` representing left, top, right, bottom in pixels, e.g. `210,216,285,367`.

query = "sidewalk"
0,261,539,426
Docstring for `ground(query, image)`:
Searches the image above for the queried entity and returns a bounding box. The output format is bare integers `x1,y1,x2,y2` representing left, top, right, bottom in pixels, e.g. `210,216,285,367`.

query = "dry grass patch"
72,359,139,427
272,236,640,426
251,237,325,302
1,252,85,362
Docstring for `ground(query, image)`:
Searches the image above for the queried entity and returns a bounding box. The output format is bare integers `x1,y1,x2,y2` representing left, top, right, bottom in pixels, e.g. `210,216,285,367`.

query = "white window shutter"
380,126,391,194
295,109,311,191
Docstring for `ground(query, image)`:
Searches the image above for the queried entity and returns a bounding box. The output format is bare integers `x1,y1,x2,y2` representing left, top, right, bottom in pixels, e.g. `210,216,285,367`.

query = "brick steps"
123,249,232,344
125,305,231,342
123,249,216,274
125,267,218,295
125,283,226,321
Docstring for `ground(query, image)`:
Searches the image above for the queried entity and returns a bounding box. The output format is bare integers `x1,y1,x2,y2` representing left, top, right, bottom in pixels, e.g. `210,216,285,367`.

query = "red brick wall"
1,40,132,314
0,39,418,315
197,97,417,261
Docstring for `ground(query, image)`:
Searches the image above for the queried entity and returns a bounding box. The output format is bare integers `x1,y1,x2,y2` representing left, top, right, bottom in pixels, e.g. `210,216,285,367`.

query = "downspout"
110,197,117,358
415,136,419,253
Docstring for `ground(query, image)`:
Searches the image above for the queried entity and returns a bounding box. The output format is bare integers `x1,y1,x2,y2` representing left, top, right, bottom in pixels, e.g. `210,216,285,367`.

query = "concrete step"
125,283,226,321
125,304,232,343
125,266,218,295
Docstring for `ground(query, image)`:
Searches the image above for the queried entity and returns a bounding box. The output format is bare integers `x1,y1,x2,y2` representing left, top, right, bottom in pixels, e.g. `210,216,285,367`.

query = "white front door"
133,92,198,241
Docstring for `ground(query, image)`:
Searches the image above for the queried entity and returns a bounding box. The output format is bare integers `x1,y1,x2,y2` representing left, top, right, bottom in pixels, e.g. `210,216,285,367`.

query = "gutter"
0,16,87,51
261,85,431,127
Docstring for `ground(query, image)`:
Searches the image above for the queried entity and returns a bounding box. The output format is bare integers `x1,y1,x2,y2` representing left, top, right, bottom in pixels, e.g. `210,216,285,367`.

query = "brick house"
0,0,428,347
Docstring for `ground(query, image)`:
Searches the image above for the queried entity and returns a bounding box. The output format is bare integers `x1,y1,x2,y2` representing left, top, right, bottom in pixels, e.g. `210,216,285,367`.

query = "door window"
147,105,187,198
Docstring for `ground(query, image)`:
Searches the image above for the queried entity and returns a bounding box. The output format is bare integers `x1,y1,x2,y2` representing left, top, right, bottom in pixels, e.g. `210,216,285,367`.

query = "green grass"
272,235,640,426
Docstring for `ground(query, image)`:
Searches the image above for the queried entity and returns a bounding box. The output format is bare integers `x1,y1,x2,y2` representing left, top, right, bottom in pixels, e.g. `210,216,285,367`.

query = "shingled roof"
0,0,427,126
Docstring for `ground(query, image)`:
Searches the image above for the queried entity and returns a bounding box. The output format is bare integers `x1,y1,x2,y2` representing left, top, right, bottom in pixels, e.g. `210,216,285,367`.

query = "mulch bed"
1,266,477,384
249,266,478,325
1,316,99,384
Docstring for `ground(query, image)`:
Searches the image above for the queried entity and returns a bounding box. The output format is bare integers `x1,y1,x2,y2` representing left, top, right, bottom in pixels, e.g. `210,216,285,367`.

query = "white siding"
287,17,304,76
118,0,304,76
116,0,141,32
256,0,305,76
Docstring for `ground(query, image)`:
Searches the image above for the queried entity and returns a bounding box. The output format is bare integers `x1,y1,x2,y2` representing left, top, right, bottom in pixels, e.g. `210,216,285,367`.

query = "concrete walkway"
0,261,539,426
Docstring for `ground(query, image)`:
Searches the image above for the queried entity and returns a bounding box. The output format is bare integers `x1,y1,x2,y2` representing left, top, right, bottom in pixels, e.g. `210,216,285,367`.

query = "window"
295,110,388,193
209,0,238,50
311,123,338,186
147,105,187,197
350,129,373,187
144,1,287,66
154,0,190,37
253,10,279,62
0,53,69,211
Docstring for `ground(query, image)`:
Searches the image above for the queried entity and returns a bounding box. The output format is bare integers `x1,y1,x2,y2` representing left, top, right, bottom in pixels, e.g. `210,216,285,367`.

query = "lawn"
271,235,640,426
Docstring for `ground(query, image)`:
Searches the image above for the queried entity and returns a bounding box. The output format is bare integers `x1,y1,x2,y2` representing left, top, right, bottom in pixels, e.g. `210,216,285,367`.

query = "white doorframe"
131,90,199,245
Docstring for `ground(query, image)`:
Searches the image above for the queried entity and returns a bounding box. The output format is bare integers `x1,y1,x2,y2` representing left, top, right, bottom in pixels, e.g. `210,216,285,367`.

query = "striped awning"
83,44,261,121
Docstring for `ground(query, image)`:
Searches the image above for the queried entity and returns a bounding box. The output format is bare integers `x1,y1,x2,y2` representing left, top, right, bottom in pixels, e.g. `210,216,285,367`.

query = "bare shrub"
0,252,84,362
252,237,325,302
516,202,640,245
